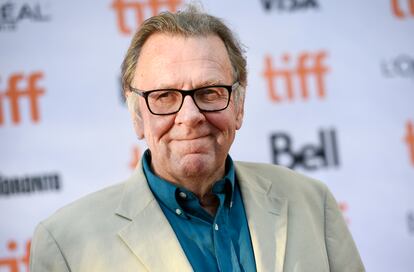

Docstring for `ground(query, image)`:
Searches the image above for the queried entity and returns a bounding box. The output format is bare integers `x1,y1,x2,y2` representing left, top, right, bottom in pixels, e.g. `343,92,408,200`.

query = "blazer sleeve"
30,223,71,272
324,189,365,272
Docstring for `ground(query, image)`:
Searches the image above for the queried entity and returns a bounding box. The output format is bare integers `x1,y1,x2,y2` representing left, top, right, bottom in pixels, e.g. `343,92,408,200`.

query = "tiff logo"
391,0,414,18
404,120,414,166
111,0,182,35
338,201,350,224
0,240,30,272
263,51,329,103
270,128,339,171
0,72,45,126
261,0,318,12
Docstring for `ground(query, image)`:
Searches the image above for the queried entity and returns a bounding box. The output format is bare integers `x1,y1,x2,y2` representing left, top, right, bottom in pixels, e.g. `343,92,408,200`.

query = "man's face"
129,33,244,183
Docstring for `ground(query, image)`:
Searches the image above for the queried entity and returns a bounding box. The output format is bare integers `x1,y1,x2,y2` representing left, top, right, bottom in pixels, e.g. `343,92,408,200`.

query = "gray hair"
121,4,247,110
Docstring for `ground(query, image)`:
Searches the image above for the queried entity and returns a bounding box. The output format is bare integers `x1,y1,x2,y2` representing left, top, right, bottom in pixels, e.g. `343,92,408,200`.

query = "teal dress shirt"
142,150,256,272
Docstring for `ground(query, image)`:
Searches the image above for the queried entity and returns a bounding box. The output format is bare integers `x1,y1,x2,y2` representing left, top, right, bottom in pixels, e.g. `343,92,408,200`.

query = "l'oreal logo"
0,2,50,31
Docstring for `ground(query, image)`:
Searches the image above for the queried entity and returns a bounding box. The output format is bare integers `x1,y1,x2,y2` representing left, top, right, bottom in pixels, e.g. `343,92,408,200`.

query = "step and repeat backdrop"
1,0,413,271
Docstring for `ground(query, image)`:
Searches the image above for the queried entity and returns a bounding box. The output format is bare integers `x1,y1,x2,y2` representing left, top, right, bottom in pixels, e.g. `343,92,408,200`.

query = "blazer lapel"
115,165,192,272
235,163,288,272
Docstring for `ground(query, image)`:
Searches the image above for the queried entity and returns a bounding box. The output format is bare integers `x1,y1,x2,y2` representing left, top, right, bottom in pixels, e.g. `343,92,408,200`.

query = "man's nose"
175,95,205,125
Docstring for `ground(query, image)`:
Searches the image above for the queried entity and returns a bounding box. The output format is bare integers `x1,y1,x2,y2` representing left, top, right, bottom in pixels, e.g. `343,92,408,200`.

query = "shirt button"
175,208,182,215
214,224,219,231
230,201,233,208
178,192,187,199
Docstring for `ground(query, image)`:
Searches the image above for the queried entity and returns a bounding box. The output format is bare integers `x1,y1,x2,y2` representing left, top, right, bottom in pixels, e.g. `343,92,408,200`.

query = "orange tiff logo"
404,120,414,166
0,240,30,272
338,201,350,225
391,0,414,18
0,72,45,126
263,51,330,103
111,0,182,35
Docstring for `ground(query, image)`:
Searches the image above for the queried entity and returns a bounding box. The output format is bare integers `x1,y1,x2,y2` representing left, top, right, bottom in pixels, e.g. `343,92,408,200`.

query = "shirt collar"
142,149,236,216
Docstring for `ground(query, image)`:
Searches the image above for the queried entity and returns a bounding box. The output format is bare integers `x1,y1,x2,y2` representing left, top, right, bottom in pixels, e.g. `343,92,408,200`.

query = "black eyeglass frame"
129,82,240,116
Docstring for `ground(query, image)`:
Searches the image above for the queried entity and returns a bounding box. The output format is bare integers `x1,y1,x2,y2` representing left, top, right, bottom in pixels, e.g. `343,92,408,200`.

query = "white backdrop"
1,0,413,271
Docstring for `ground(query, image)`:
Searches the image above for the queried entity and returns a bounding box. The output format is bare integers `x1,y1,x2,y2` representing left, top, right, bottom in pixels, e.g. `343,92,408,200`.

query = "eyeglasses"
129,82,239,115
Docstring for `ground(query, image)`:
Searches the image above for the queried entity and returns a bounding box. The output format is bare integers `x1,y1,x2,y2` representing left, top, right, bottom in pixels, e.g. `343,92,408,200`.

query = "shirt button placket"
179,191,187,199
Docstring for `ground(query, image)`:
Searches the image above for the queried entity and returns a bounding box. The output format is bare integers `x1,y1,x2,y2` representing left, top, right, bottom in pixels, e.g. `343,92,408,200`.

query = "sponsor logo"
382,55,414,79
261,0,319,12
263,51,329,103
111,0,182,35
404,120,414,166
338,201,350,224
129,145,141,169
0,72,45,126
391,0,414,18
0,172,61,197
0,1,50,31
0,240,30,272
270,128,339,171
408,211,414,234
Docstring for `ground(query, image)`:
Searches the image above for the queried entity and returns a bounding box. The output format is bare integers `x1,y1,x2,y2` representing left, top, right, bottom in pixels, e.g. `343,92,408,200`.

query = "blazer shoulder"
234,161,329,200
42,180,126,228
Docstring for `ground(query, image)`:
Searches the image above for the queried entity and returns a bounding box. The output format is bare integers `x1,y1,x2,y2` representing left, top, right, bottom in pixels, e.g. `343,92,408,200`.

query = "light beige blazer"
30,161,364,272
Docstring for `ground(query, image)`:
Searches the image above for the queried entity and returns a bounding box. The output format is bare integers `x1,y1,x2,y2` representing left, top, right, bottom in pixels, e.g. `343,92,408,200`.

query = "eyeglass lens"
147,86,230,114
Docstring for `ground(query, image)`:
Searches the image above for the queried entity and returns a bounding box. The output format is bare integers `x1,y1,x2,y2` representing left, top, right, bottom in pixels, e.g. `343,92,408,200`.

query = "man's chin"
179,153,212,177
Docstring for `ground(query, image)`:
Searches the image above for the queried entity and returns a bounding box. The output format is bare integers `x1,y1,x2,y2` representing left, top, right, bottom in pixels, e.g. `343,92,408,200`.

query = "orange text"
263,51,329,103
0,72,45,126
111,0,182,35
404,120,414,166
0,240,30,272
391,0,414,18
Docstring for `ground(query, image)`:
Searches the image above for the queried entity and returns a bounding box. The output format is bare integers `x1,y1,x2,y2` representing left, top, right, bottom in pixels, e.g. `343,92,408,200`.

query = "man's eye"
152,91,179,101
198,88,222,101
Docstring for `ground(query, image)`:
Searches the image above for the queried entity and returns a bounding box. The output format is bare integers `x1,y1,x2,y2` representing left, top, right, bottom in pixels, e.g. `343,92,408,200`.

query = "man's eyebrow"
198,79,223,86
155,80,226,90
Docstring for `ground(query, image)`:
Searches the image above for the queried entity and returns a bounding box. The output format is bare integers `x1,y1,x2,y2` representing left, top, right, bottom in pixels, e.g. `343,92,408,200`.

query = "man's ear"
235,85,245,130
127,94,145,139
235,101,244,130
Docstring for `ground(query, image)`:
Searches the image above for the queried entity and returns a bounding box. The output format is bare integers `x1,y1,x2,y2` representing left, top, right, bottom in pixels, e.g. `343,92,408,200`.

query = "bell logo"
0,240,30,272
111,0,182,35
391,0,414,18
404,120,414,166
0,72,45,126
270,128,339,171
263,51,330,103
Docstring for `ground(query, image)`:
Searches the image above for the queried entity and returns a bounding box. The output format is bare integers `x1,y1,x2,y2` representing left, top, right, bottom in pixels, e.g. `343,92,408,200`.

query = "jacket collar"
115,161,193,271
114,159,288,272
235,162,288,272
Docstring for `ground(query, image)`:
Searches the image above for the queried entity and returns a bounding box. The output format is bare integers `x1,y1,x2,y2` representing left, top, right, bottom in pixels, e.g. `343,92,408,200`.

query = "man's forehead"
139,33,229,60
134,33,233,89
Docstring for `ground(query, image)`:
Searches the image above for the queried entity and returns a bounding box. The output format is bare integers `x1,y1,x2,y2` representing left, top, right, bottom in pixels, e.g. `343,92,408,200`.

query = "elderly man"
30,6,364,272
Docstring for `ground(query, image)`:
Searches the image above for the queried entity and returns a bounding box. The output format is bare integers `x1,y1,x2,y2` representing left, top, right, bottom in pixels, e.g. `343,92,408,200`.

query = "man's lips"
173,134,211,141
172,135,212,153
